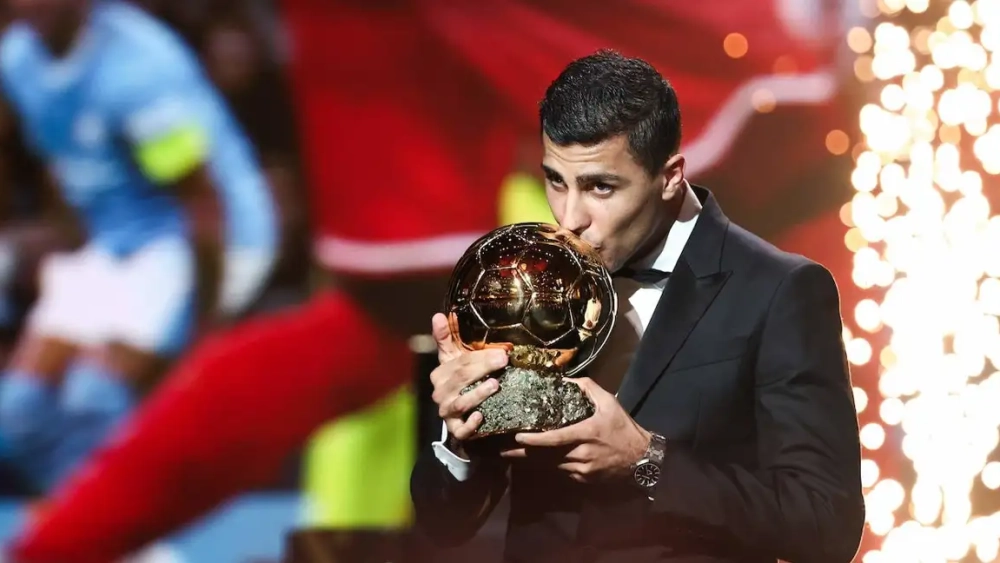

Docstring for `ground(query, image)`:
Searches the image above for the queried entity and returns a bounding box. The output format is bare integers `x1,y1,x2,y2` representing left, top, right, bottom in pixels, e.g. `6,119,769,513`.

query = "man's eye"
547,177,566,188
593,183,613,194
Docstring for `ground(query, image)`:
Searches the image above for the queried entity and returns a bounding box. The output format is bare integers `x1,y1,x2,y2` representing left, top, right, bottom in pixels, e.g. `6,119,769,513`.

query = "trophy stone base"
464,366,595,438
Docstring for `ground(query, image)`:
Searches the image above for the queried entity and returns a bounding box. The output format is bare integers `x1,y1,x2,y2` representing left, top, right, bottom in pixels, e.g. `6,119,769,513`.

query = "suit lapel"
616,258,729,413
614,185,733,414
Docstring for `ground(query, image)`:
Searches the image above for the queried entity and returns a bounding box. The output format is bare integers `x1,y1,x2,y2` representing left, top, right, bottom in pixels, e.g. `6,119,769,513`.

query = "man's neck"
628,184,687,270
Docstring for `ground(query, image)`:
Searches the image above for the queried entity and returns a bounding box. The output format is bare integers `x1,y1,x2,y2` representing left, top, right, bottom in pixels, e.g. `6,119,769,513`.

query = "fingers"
500,444,582,462
483,342,515,352
559,463,591,483
557,462,588,474
433,313,462,363
430,347,509,446
447,411,484,442
500,447,527,459
514,424,580,447
442,378,499,419
563,376,602,404
431,349,506,394
553,348,577,367
564,376,594,390
455,349,508,387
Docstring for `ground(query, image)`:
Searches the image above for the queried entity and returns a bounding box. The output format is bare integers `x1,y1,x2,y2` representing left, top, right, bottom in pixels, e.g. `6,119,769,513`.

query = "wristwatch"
631,432,667,499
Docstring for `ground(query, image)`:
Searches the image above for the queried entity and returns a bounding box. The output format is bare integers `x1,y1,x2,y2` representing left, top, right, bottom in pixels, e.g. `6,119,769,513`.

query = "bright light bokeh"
849,1,1000,561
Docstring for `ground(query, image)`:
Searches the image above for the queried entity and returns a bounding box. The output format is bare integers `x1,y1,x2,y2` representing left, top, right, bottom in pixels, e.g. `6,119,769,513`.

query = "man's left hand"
502,377,651,483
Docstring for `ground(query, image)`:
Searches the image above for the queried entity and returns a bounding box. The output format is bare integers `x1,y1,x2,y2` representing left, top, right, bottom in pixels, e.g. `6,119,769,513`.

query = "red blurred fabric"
9,291,413,563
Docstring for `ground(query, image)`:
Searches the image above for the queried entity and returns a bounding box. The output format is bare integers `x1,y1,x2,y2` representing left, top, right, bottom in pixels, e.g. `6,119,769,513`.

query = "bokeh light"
850,1,1000,561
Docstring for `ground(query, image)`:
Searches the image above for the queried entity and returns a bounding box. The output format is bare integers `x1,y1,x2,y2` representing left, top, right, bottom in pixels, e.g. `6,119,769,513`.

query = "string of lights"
847,0,1000,561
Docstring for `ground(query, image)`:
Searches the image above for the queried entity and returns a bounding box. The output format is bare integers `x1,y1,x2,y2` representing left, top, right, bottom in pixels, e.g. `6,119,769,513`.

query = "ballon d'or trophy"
444,223,617,438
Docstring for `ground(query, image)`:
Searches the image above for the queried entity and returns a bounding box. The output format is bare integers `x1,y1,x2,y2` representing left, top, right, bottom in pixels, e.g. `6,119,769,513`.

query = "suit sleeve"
410,444,510,546
649,262,865,563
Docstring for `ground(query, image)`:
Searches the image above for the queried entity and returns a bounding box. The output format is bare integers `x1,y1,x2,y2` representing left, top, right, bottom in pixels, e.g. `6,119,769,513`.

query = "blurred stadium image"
0,0,992,562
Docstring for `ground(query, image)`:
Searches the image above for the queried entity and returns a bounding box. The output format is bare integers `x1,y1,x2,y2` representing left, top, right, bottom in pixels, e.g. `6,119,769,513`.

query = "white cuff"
431,422,475,482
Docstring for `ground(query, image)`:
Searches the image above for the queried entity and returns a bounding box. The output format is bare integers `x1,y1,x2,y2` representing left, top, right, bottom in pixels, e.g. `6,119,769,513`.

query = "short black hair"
539,49,682,177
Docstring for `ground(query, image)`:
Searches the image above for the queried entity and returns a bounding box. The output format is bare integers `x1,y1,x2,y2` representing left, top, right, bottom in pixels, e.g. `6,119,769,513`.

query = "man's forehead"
541,137,636,177
542,133,629,153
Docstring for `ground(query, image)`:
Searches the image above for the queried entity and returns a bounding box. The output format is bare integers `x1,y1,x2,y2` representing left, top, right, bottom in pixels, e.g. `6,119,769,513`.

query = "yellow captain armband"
133,124,209,184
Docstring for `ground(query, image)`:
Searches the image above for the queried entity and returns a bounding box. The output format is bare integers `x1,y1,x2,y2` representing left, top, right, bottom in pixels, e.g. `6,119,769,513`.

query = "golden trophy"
444,222,617,438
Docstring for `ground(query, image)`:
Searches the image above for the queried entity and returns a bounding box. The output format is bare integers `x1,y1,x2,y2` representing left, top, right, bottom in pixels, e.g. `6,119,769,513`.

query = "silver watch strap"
646,432,667,464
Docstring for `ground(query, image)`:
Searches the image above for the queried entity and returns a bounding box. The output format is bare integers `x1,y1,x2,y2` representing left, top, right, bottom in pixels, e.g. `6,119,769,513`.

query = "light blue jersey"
0,0,276,257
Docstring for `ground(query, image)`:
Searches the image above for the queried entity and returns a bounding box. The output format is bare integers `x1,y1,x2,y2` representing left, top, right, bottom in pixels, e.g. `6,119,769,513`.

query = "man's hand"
430,313,509,448
504,377,651,483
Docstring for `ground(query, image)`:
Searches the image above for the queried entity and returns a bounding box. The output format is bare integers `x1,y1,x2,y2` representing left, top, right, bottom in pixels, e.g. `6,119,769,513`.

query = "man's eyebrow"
540,164,561,178
576,172,626,185
540,165,625,185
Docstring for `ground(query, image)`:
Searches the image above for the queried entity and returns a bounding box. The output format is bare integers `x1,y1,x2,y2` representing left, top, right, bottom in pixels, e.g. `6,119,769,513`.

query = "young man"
412,50,866,562
0,0,278,490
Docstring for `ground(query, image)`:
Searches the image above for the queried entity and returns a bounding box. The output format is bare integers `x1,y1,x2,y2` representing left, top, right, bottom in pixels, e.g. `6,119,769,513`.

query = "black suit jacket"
411,187,865,563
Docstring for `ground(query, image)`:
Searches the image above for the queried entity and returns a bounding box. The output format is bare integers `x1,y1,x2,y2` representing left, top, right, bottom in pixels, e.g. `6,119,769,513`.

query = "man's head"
204,22,262,94
11,0,88,55
539,49,684,273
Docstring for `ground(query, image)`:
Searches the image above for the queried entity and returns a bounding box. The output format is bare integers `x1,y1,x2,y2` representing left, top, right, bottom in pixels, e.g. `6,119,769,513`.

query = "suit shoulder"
723,221,833,282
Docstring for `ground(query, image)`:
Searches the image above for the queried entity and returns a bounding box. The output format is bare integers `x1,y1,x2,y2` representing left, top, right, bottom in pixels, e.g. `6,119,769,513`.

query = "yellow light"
856,298,884,331
847,337,874,365
983,461,1000,489
854,386,870,413
851,0,1000,556
951,1,976,29
849,26,875,53
880,397,905,424
862,459,882,488
861,422,888,449
825,129,851,155
723,33,748,58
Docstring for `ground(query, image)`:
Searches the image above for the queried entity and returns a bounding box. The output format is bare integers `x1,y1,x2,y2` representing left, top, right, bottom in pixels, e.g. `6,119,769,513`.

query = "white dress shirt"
432,182,703,481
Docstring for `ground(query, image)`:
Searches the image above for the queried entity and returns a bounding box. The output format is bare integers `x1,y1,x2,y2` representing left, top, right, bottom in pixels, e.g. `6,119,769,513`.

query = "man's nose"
559,190,590,236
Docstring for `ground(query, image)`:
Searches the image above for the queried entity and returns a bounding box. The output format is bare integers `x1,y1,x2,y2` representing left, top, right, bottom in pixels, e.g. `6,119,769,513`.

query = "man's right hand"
429,313,508,444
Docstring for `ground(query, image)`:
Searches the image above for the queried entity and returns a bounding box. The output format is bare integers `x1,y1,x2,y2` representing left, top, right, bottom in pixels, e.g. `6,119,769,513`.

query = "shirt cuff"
431,421,475,482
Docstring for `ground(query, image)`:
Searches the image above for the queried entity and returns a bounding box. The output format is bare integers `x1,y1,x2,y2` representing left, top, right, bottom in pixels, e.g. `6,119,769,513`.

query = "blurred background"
0,0,999,562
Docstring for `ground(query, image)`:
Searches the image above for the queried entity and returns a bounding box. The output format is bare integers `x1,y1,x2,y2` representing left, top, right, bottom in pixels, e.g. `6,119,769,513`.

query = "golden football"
444,222,617,376
442,223,618,438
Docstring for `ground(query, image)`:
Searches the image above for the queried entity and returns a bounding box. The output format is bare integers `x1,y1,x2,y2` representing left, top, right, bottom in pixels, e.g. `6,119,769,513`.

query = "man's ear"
661,153,686,201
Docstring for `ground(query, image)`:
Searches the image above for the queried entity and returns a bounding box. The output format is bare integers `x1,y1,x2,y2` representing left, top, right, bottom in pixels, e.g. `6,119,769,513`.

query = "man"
0,0,278,490
410,50,865,562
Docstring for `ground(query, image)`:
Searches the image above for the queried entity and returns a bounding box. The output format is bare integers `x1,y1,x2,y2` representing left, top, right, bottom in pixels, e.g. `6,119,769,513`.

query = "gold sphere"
444,223,617,376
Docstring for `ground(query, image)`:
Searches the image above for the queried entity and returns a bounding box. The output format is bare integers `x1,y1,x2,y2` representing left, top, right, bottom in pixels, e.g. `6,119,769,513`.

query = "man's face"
205,24,259,93
541,134,684,273
11,0,84,47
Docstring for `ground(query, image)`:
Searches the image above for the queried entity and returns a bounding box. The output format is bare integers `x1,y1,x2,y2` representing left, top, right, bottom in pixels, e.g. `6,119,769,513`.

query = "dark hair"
539,49,682,177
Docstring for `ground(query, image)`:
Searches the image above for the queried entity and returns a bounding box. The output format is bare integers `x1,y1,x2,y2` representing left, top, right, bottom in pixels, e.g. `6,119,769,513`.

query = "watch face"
634,462,660,488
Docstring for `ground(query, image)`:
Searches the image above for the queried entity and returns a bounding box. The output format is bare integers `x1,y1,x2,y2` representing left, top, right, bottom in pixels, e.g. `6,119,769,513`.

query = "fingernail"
488,378,499,391
490,351,508,368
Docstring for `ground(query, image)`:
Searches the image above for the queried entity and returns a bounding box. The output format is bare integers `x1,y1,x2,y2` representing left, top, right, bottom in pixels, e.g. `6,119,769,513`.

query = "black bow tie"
615,268,671,284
